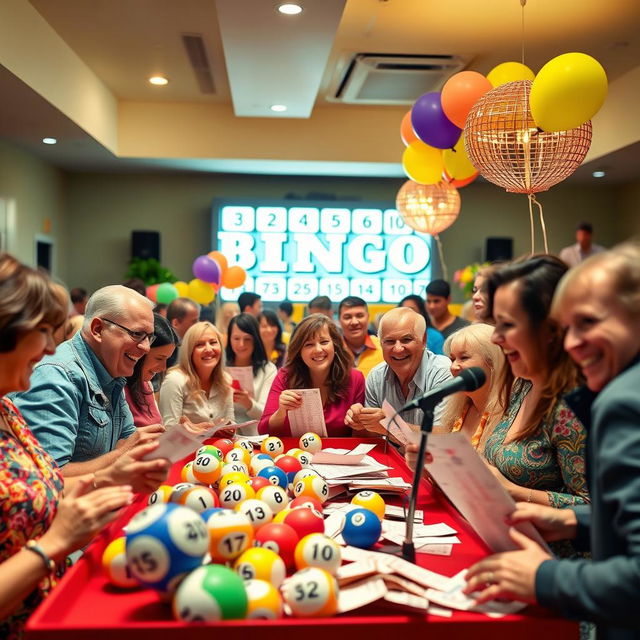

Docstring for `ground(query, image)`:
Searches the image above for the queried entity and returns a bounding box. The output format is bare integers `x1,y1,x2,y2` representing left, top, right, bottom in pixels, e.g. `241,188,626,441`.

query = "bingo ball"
219,471,251,488
299,432,322,454
225,447,251,466
192,453,222,485
250,454,274,475
234,547,286,587
180,461,199,484
283,507,325,539
213,438,235,457
256,485,289,514
261,436,284,458
286,447,304,457
275,455,303,482
244,579,283,619
102,537,138,588
169,483,197,503
351,491,385,521
221,462,249,477
341,508,382,549
249,476,272,492
294,533,341,574
257,465,288,489
148,485,173,506
196,444,223,461
125,503,209,593
273,507,292,524
173,564,248,622
219,483,255,509
290,449,313,467
235,499,273,530
205,509,254,562
290,496,324,514
281,567,338,617
200,507,223,521
293,475,329,504
174,486,220,513
293,469,319,486
254,522,299,569
235,439,254,453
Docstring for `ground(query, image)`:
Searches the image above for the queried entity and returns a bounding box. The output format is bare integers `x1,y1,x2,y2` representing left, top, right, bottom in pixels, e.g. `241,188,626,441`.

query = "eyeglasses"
101,318,156,345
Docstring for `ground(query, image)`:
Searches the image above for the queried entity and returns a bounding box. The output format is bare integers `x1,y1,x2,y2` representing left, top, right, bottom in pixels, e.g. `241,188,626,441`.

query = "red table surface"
26,437,577,640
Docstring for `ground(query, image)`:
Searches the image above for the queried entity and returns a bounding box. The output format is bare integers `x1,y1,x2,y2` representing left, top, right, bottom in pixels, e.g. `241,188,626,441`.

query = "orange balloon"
400,110,419,146
443,168,479,188
207,251,228,273
221,266,246,289
441,71,493,129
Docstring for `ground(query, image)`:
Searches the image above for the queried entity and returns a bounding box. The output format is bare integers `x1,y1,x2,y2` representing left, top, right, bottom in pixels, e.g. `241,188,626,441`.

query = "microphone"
400,366,486,412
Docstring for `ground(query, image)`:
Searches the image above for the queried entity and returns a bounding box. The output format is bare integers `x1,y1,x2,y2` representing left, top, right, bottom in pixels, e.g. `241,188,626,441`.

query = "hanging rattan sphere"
464,80,592,194
396,180,460,235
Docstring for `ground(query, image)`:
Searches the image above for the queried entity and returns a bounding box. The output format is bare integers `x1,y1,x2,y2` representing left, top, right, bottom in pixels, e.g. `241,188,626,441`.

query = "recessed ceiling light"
270,104,288,112
148,76,169,86
592,170,606,178
277,3,303,15
42,137,57,145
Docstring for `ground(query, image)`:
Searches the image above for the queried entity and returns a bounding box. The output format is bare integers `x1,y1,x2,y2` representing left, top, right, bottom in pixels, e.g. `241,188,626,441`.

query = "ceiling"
0,0,638,184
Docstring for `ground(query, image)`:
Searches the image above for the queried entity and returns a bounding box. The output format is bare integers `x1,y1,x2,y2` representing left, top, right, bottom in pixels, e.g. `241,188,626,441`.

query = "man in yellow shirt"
338,296,384,378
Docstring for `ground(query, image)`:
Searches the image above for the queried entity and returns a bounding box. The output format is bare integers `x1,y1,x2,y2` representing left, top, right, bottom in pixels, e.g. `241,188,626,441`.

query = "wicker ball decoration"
396,180,460,235
464,80,592,194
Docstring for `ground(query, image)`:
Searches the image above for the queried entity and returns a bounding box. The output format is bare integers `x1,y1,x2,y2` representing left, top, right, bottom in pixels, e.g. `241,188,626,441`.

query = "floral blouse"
484,380,589,509
0,397,64,639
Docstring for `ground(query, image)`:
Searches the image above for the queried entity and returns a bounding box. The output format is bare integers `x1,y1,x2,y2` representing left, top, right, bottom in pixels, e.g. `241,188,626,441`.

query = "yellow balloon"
402,141,444,185
487,61,535,87
174,281,189,297
443,136,476,181
530,52,607,132
188,278,214,305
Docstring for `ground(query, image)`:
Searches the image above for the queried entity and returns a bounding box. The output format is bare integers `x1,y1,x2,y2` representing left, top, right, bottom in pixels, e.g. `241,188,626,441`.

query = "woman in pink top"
258,314,365,436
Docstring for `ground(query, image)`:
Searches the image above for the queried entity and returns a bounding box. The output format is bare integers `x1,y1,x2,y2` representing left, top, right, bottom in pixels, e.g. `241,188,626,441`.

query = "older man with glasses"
12,285,168,490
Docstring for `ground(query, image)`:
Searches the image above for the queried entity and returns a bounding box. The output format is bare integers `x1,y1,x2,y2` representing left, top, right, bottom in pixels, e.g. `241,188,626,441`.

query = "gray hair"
83,285,153,330
378,306,426,339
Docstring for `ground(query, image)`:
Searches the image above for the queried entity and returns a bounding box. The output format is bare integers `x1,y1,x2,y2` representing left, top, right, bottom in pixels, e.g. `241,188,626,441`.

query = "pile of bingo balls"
102,433,386,622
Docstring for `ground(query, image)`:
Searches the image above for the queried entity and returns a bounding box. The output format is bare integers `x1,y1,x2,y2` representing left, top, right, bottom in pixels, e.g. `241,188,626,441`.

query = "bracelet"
25,540,56,572
527,488,534,503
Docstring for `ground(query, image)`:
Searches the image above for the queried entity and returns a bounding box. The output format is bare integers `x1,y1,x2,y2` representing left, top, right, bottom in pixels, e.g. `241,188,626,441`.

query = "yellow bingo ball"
244,579,283,619
219,471,251,488
219,482,255,509
205,509,254,562
180,461,199,484
192,453,222,485
292,469,319,486
281,567,338,617
261,436,284,458
273,507,292,524
290,449,313,467
236,499,273,530
294,533,342,574
293,475,329,504
235,439,254,453
148,485,173,506
256,485,289,514
225,447,251,466
234,547,286,587
351,491,386,521
299,432,322,454
102,537,138,588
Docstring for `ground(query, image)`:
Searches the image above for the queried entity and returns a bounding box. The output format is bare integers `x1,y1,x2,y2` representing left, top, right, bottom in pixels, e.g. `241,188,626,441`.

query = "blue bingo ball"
125,503,210,594
257,465,288,489
200,507,224,521
340,508,382,549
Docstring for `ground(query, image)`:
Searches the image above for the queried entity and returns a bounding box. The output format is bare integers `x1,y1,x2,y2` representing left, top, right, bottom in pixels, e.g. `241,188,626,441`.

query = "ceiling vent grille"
329,53,468,105
182,34,215,94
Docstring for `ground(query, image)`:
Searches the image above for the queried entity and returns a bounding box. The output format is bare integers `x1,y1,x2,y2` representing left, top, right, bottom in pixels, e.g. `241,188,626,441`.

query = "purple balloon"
411,92,461,150
192,255,221,284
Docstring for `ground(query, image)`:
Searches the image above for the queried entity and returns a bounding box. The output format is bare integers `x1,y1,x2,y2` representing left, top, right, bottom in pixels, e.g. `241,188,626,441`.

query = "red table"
26,438,578,639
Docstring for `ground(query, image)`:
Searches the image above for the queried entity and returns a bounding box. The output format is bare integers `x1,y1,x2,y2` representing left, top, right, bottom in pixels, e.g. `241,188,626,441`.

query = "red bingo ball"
283,507,325,539
289,496,324,514
213,438,235,457
254,522,299,569
275,455,303,481
249,476,272,493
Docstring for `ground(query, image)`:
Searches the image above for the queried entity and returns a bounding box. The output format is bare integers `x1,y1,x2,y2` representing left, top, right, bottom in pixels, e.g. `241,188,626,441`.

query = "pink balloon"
146,284,159,302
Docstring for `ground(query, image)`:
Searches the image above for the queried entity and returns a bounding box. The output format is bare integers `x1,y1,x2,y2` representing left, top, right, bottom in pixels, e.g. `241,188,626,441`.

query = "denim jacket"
11,332,135,466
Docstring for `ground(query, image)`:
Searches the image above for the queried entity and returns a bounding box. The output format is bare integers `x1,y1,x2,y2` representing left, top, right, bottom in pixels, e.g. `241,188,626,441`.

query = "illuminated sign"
212,200,433,304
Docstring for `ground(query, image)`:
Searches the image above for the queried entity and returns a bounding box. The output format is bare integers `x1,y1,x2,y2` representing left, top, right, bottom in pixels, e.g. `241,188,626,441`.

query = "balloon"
411,92,461,150
443,169,479,188
207,251,228,273
530,52,607,132
156,282,179,304
221,266,246,290
192,255,221,284
174,281,189,297
443,136,477,181
400,110,418,146
188,278,215,305
441,71,492,129
487,62,535,87
146,284,159,302
402,141,444,185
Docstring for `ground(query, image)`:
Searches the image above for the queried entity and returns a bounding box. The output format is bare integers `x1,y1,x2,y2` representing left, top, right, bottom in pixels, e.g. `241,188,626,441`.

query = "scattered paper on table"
338,576,388,613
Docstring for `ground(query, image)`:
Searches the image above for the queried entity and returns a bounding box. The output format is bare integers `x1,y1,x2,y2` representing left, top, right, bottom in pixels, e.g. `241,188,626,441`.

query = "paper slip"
382,574,427,598
287,388,327,437
311,451,366,465
382,520,457,538
415,544,453,556
336,559,378,585
143,421,202,463
382,400,420,446
323,512,346,539
382,531,460,546
428,604,454,618
185,419,258,443
311,457,391,482
348,443,377,456
337,576,388,613
385,504,423,522
226,366,255,397
350,477,411,491
383,590,428,612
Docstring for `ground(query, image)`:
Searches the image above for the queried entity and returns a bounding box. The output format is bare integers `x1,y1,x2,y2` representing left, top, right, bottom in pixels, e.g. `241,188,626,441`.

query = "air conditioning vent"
329,53,468,105
182,34,215,94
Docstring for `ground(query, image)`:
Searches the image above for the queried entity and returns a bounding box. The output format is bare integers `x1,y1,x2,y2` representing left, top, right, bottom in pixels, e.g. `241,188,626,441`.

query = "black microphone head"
458,366,486,391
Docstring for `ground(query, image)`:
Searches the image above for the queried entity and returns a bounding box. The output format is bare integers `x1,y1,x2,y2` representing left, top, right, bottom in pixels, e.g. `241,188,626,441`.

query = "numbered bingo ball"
273,507,292,524
219,470,251,488
261,436,284,458
148,485,173,506
256,485,289,514
235,499,273,530
205,509,254,562
254,522,299,569
192,453,222,485
235,439,254,453
221,462,249,477
290,496,324,514
249,476,272,493
250,453,275,475
257,465,288,489
290,449,313,467
102,537,138,588
169,483,197,504
213,438,235,456
294,533,341,574
293,469,319,486
200,507,223,521
283,507,325,539
299,432,322,454
281,567,338,617
180,461,199,484
234,547,286,587
351,491,385,521
125,503,209,593
244,579,283,619
293,475,329,504
225,447,251,466
275,455,303,482
173,564,248,622
219,482,255,509
174,486,220,513
196,444,223,461
341,508,382,549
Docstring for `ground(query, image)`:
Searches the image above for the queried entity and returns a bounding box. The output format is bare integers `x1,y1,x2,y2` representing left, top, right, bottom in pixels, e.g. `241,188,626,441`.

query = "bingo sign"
213,200,433,304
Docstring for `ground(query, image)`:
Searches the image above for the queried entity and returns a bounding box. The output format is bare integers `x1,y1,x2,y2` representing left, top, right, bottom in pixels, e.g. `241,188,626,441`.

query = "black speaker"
485,237,513,262
131,231,160,261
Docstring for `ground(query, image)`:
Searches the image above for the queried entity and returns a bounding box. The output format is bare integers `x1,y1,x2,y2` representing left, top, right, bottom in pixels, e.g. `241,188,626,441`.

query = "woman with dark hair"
124,313,178,427
258,309,287,368
258,314,365,436
225,313,277,435
398,294,445,355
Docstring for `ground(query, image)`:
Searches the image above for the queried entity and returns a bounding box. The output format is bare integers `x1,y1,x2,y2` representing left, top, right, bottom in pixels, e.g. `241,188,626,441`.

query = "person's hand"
233,388,252,410
38,475,133,562
278,390,302,412
345,403,365,428
507,502,578,541
116,424,165,451
463,527,551,605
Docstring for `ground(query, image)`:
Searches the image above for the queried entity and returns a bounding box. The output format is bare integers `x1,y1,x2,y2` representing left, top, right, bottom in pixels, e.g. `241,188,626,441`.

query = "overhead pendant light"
270,104,287,113
148,76,169,86
277,3,303,15
42,137,57,145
